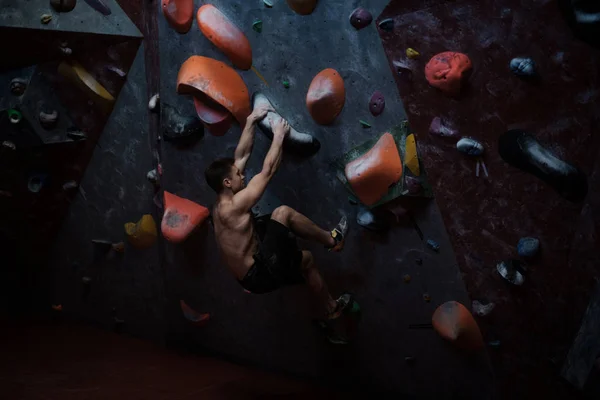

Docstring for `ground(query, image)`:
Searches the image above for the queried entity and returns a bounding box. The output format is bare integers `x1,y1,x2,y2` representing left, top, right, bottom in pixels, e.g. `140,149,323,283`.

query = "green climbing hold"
282,80,290,88
252,20,263,33
359,120,371,128
350,300,361,314
263,0,273,7
7,109,22,124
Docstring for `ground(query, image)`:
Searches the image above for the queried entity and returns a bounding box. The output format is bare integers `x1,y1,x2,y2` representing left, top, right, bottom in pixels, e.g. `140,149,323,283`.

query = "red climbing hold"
193,96,233,137
161,192,209,243
345,132,403,206
162,0,193,34
425,52,472,96
432,301,484,351
306,68,345,125
180,300,210,326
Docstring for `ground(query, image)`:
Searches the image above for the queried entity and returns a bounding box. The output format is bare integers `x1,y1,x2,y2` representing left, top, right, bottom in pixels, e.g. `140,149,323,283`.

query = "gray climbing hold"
41,14,53,24
369,91,385,116
263,0,273,7
510,57,537,77
349,8,373,30
67,129,87,140
472,300,495,316
2,141,16,150
457,137,484,156
378,18,394,32
359,120,371,128
39,110,59,129
27,174,46,193
253,92,320,156
496,260,525,285
148,94,160,112
517,237,540,257
62,180,78,190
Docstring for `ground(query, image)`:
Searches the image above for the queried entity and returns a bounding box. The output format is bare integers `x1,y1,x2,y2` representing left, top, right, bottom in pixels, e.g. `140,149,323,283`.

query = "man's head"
205,158,245,194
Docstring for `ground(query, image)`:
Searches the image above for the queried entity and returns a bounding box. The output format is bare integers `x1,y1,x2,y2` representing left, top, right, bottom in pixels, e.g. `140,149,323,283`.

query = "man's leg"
271,206,339,248
300,250,339,317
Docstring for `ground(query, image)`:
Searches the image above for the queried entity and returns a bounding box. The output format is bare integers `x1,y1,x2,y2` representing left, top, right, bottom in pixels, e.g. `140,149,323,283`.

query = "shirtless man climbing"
205,104,350,319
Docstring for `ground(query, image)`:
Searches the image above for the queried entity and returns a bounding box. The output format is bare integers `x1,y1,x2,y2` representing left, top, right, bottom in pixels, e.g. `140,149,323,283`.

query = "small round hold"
510,57,536,77
403,274,411,283
41,14,53,24
146,169,159,185
59,45,73,56
148,94,160,112
8,109,22,124
252,19,263,33
10,78,27,95
39,110,59,129
517,237,540,258
349,8,373,30
50,0,77,12
369,91,385,116
378,18,394,32
27,175,45,193
456,137,484,156
423,293,431,302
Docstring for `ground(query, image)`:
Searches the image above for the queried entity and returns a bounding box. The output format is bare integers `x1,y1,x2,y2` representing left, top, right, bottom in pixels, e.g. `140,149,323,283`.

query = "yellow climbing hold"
405,133,420,177
58,61,115,107
124,214,157,249
406,48,420,59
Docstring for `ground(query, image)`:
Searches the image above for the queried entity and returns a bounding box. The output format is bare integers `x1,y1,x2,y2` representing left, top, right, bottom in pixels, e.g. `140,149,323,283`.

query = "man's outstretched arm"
234,104,272,172
232,118,290,212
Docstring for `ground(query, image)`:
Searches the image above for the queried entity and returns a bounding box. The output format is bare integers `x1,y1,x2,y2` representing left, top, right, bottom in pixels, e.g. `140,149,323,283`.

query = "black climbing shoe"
328,215,348,252
498,129,587,202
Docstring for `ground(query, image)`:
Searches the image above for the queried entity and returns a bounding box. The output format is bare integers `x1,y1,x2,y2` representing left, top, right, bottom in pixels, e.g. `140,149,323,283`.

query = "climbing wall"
157,0,492,397
377,0,600,397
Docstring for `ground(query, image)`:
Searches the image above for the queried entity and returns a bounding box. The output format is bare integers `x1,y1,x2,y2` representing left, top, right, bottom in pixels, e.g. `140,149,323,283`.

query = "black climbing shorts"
239,218,304,294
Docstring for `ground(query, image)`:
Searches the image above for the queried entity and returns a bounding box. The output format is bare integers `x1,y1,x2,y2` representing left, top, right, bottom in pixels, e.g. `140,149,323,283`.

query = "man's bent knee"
271,205,294,226
301,250,314,269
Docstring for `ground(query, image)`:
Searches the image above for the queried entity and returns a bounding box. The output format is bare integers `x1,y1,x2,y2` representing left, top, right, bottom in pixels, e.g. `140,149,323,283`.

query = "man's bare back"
212,198,257,280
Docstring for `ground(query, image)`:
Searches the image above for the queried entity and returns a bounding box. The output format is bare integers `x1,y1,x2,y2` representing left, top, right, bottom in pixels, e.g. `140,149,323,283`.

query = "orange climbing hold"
180,300,210,326
193,96,233,137
177,56,251,125
196,4,252,70
306,68,345,125
425,52,472,96
432,301,484,351
345,133,402,206
161,192,209,243
286,0,318,15
161,0,193,34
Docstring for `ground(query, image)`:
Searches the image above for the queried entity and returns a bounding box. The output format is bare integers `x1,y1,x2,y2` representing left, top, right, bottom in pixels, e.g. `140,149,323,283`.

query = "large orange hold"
345,133,402,206
425,52,472,96
306,68,345,125
177,56,251,125
161,192,210,243
193,96,233,137
161,0,194,34
196,4,252,70
432,301,484,351
286,0,318,15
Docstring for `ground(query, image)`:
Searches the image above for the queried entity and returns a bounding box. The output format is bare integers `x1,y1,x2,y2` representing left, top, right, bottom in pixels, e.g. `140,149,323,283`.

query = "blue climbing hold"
517,237,540,257
426,239,440,252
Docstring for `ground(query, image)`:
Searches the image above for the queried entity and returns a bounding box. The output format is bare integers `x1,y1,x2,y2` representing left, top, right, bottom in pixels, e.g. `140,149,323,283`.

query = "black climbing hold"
369,91,385,116
356,207,392,231
27,174,47,193
252,19,263,33
349,8,373,30
415,258,423,265
405,176,422,195
162,104,204,145
92,239,112,259
378,18,394,32
426,239,440,252
39,109,59,130
252,92,320,156
67,128,87,140
10,78,27,95
84,0,111,15
456,137,484,156
510,57,537,78
498,129,587,202
405,356,416,365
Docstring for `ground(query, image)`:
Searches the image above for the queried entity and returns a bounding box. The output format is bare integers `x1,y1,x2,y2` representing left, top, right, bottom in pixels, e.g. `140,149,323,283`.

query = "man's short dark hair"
205,158,235,193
